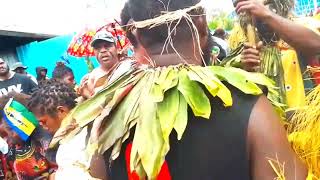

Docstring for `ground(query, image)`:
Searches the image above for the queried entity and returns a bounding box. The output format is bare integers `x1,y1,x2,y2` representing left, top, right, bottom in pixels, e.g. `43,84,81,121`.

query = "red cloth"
309,56,320,85
125,143,171,180
1,154,7,176
67,23,131,57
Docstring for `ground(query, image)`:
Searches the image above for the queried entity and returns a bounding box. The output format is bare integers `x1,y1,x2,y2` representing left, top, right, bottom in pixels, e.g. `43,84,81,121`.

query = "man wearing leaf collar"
50,0,306,179
78,31,136,100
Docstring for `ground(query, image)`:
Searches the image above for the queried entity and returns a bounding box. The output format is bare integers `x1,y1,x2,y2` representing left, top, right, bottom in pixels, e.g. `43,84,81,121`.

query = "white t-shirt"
212,36,230,56
55,127,94,180
0,137,8,154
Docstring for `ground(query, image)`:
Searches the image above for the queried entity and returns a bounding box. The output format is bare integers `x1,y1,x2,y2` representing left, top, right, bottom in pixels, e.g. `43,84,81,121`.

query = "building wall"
16,35,99,84
0,49,18,66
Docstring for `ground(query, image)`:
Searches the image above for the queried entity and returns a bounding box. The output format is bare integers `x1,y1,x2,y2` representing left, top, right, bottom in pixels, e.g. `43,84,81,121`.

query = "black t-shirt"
106,85,261,180
0,73,38,97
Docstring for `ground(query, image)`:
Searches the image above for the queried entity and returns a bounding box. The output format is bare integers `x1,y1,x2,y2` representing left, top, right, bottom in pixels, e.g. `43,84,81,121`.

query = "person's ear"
193,16,208,36
135,30,142,45
56,106,69,119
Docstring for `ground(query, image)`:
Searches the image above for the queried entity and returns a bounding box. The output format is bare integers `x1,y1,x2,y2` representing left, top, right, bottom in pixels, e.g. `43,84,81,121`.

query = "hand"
77,75,92,99
241,41,263,72
48,172,56,180
235,0,272,20
211,54,218,65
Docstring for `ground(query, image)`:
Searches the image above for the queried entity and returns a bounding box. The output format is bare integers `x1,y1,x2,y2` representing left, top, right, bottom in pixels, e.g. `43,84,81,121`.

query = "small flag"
2,99,39,141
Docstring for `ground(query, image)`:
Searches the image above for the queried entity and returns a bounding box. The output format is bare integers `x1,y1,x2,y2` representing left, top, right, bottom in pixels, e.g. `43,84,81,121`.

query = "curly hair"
27,80,78,117
52,62,74,80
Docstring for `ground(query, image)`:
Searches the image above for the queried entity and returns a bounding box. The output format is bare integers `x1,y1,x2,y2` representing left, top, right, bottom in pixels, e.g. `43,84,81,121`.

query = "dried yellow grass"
288,85,320,178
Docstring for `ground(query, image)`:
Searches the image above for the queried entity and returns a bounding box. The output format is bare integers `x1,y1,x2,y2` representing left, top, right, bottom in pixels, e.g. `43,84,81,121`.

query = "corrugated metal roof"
0,31,49,51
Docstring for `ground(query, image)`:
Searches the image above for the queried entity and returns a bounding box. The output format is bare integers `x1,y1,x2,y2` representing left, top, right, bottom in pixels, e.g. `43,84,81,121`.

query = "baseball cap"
91,31,116,48
11,62,27,71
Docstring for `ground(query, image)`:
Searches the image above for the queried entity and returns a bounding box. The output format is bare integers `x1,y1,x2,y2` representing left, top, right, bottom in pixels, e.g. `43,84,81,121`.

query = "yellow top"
281,49,306,109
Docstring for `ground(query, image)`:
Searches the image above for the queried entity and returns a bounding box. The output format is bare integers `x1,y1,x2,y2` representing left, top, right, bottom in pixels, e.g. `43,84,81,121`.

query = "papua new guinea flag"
2,98,39,141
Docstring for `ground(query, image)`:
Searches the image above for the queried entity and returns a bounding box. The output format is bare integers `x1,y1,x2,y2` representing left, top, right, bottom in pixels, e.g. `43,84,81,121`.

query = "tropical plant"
208,13,235,31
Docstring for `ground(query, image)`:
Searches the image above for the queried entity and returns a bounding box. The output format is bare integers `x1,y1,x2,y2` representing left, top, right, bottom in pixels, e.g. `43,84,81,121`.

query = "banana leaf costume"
46,0,318,178
49,60,277,179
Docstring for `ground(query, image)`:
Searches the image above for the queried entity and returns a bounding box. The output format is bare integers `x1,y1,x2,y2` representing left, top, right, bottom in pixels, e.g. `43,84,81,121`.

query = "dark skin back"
134,15,307,179
248,96,307,179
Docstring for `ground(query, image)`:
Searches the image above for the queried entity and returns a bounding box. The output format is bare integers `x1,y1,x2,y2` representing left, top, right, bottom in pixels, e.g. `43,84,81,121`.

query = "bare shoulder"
247,95,307,180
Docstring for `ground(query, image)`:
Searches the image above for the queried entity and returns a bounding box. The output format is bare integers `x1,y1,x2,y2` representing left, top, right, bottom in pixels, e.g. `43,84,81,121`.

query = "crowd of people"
0,0,319,179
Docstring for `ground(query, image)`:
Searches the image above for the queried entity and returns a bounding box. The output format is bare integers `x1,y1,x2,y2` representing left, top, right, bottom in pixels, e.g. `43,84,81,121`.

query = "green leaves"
133,72,165,178
97,72,148,156
225,66,275,88
188,66,233,107
50,68,135,147
174,93,188,140
151,67,179,102
76,69,135,128
209,66,263,95
158,88,180,141
177,69,211,119
208,13,235,31
54,63,271,179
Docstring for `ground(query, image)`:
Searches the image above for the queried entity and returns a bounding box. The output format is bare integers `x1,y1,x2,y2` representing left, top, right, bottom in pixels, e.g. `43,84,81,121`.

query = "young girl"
52,62,76,87
27,80,107,180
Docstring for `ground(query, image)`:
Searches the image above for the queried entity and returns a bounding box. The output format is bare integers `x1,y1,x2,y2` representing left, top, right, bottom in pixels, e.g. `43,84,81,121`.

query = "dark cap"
91,31,115,48
11,62,27,71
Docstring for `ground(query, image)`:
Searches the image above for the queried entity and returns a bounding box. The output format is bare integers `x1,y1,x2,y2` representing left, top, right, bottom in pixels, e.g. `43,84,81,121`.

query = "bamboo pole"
232,0,256,46
246,21,256,47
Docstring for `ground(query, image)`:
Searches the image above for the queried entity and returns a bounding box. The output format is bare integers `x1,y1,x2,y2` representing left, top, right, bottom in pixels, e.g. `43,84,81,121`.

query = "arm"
89,152,108,180
248,95,307,179
77,73,92,99
236,0,320,58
